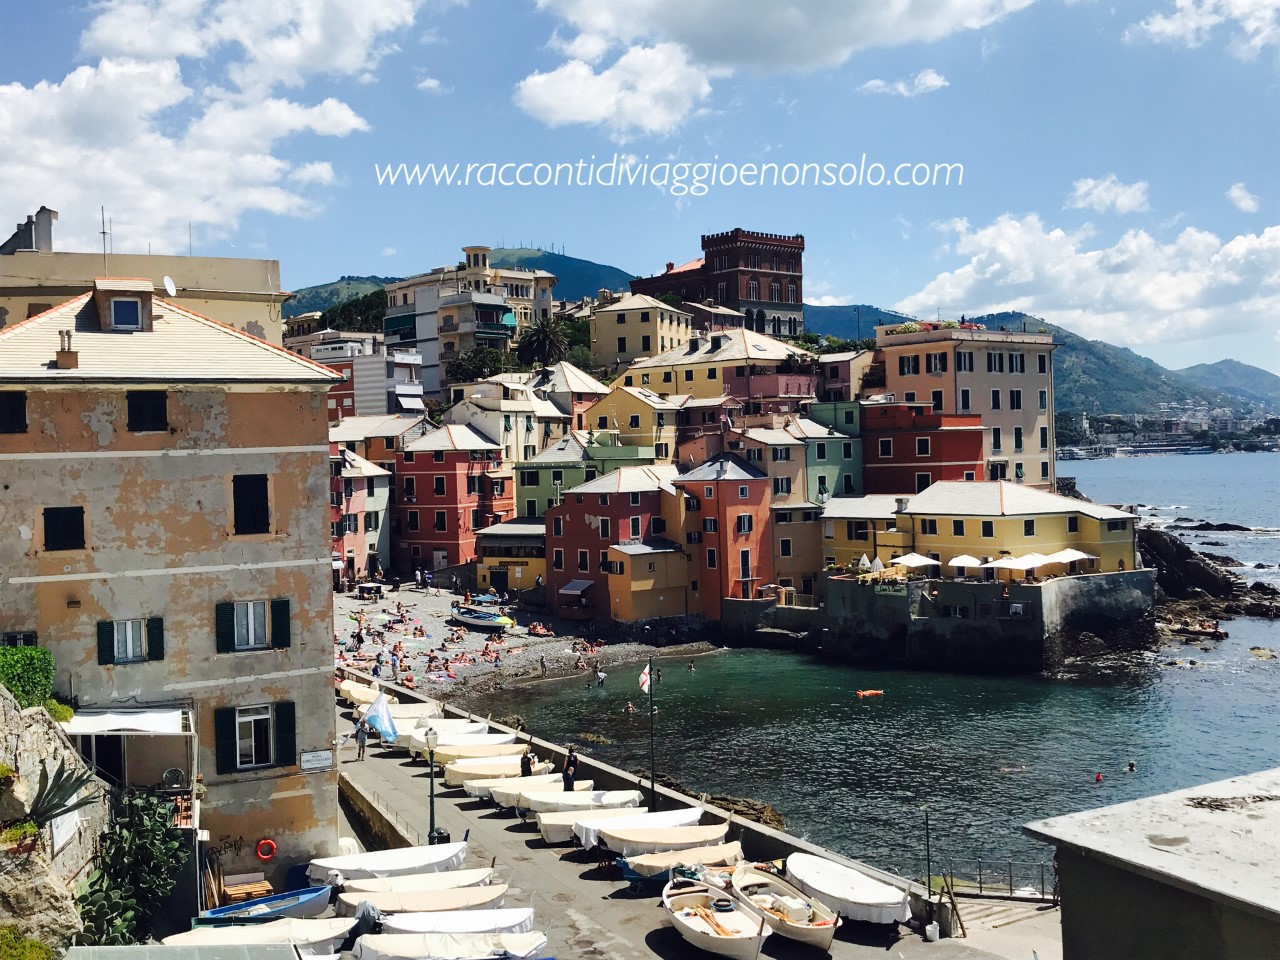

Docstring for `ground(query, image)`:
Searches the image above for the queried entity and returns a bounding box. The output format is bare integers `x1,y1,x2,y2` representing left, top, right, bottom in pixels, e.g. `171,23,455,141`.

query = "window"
628,415,640,429
0,392,26,433
43,506,85,551
522,445,536,460
641,336,651,352
992,428,1002,451
599,495,610,506
434,476,446,496
1010,389,1023,411
736,515,753,534
915,473,932,493
776,511,793,524
704,486,715,499
739,549,751,580
403,451,415,463
957,351,974,372
630,516,642,539
641,373,650,385
1068,516,1079,533
746,448,763,462
597,416,608,430
707,548,717,569
926,352,948,374
990,389,1001,410
126,391,168,432
960,388,971,412
407,509,419,531
952,519,965,536
916,437,930,456
630,492,641,506
434,510,446,532
687,531,702,544
599,517,611,539
111,298,142,329
617,336,627,353
704,518,718,533
1009,352,1026,373
403,476,416,498
553,548,564,570
964,471,975,481
1038,354,1048,374
707,368,717,380
577,550,589,571
921,519,938,535
524,498,537,518
232,474,270,535
1107,520,1129,532
773,477,791,495
432,451,444,463
771,447,791,462
843,441,853,459
780,538,793,557
898,355,921,376
1041,461,1050,479
904,392,916,403
640,311,651,323
987,352,1005,373
552,515,563,536
1039,389,1048,411
663,371,672,383
236,705,273,768
815,442,827,461
233,600,268,650
1014,427,1024,451
849,520,869,541
932,390,943,413
616,313,626,324
652,517,666,534
878,439,892,458
739,485,750,499
1023,519,1036,537
981,520,994,538
113,619,146,663
552,470,564,485
655,443,670,459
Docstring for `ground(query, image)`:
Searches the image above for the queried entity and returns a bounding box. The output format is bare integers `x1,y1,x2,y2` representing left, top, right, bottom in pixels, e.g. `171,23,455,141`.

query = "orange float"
856,690,884,698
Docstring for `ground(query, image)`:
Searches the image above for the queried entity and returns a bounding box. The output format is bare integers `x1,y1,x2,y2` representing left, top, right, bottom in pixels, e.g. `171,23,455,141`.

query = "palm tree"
517,314,569,368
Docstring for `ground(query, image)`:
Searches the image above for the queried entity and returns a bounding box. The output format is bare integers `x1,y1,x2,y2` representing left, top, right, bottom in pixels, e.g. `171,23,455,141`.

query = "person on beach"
355,718,369,761
540,655,548,677
562,745,578,792
520,750,534,778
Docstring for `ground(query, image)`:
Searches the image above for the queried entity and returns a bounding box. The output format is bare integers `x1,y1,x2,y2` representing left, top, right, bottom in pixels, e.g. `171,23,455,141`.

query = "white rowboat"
538,806,648,845
731,863,841,950
341,867,492,894
412,718,487,733
379,907,535,935
464,771,562,799
163,917,355,953
598,822,728,858
352,931,547,960
336,883,507,916
356,700,441,721
662,878,771,960
785,852,911,925
490,779,593,809
307,843,466,883
428,742,527,764
624,841,744,879
444,757,551,787
574,807,702,851
519,789,643,814
432,732,517,747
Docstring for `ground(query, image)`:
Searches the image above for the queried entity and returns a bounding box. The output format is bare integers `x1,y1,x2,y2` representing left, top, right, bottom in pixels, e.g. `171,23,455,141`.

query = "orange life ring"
255,838,277,861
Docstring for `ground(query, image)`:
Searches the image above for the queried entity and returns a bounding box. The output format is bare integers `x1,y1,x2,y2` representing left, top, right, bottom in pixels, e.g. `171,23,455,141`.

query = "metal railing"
889,854,1054,900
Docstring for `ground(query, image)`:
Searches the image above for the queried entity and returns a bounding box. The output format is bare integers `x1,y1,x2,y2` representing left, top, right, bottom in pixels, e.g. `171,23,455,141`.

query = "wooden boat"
336,883,507,917
356,699,441,721
662,877,771,960
163,917,355,951
307,842,467,883
785,852,911,924
598,822,729,858
443,757,550,787
574,807,703,851
428,742,527,765
519,788,643,814
351,931,547,960
623,841,744,880
341,867,492,894
464,771,561,800
538,806,648,845
451,606,513,630
202,885,330,920
489,779,594,810
379,907,535,935
731,863,841,950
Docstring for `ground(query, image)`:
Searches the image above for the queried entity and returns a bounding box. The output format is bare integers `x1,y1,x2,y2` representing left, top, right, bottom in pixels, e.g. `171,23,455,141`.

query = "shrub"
0,649,54,709
0,924,56,960
0,821,37,844
42,699,73,723
0,764,14,784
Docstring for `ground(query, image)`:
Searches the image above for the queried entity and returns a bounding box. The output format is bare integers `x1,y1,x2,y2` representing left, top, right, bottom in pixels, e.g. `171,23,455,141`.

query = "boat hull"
662,880,771,960
731,864,840,950
785,852,911,925
203,885,330,920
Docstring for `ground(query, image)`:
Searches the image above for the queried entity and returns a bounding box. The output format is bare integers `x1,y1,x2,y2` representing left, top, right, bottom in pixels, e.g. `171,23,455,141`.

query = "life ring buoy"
255,838,277,862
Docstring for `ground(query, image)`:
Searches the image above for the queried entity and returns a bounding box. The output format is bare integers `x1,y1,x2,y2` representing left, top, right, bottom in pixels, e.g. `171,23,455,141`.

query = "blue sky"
2,0,1277,374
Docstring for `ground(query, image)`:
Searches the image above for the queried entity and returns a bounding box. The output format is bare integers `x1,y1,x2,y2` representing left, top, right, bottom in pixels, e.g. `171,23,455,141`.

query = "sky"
2,0,1278,374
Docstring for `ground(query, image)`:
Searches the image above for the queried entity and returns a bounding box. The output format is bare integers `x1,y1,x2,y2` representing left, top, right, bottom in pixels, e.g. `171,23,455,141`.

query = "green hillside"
489,248,635,301
283,275,399,317
1175,359,1280,409
803,303,919,339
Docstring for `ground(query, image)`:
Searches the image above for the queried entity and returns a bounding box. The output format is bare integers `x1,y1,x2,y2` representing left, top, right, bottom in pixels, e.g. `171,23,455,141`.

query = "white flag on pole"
639,664,650,693
365,693,399,743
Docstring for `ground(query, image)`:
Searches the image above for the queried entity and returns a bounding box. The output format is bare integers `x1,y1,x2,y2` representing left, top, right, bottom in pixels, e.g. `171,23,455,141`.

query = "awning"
398,396,426,411
62,709,194,737
559,579,595,596
332,559,345,570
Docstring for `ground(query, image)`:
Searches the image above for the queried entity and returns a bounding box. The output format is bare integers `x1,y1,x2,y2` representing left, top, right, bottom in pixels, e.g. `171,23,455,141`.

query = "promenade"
336,705,1060,960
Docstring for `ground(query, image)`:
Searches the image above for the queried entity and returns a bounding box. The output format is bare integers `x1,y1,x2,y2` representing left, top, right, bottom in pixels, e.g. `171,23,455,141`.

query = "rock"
0,777,30,824
1250,582,1279,596
1201,541,1228,547
631,770,786,831
1199,551,1243,566
1169,521,1251,532
575,732,613,746
1250,647,1277,660
1254,563,1269,569
0,847,83,948
1139,528,1243,601
493,714,525,731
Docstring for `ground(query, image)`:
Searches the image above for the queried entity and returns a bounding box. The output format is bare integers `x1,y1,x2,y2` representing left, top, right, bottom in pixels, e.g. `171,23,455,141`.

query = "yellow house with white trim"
580,386,682,461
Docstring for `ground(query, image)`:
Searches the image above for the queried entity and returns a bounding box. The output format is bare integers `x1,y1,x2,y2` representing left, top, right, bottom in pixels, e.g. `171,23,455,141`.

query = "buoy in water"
856,690,884,698
1095,773,1104,783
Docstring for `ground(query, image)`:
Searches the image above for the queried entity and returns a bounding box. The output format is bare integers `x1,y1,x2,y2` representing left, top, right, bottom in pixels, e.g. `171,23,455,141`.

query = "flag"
639,664,650,693
365,693,399,744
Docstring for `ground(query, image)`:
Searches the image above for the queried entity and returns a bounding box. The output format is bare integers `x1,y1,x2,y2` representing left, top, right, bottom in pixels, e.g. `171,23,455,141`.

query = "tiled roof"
337,449,391,478
903,481,1134,520
404,423,501,453
667,257,704,274
821,495,904,521
596,293,691,316
628,328,813,369
677,454,767,483
609,386,685,411
533,361,610,396
0,293,341,384
784,417,847,439
329,414,425,443
740,428,802,446
567,464,680,495
475,518,547,537
525,435,588,464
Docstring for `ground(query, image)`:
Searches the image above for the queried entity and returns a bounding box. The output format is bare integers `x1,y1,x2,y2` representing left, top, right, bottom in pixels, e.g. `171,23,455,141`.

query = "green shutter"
97,621,115,666
214,602,235,653
146,617,164,661
269,598,291,649
214,707,237,775
274,701,297,768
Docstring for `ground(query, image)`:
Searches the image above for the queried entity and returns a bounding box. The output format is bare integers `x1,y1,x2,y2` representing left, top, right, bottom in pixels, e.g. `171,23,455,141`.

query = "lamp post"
425,728,448,845
923,803,932,900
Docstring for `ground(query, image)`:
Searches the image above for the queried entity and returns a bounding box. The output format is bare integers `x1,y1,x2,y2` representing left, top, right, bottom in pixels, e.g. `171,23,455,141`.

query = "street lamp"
425,728,448,845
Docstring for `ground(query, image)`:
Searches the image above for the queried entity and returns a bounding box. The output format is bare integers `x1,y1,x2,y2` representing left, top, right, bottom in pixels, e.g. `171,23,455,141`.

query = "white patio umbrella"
858,554,872,571
947,555,982,568
869,557,884,572
1042,548,1097,564
891,553,939,568
980,557,1024,570
1010,553,1050,571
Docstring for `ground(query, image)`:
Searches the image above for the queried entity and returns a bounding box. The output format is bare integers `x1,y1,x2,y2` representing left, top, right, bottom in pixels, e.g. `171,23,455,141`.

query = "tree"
318,290,386,333
658,293,683,308
445,347,518,384
566,345,596,372
516,315,569,367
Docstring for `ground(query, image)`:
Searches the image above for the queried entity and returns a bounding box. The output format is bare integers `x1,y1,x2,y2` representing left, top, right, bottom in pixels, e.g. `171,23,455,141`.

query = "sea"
481,453,1280,879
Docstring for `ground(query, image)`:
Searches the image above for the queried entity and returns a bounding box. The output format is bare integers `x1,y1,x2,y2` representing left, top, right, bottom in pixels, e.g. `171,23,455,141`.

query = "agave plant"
26,758,101,828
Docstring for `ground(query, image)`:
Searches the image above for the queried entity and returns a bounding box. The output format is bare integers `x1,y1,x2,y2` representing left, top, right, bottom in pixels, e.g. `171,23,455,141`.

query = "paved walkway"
337,706,1058,960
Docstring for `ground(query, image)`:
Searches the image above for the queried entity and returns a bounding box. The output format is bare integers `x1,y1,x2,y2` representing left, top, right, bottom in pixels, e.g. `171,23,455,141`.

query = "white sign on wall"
300,750,334,772
50,807,81,856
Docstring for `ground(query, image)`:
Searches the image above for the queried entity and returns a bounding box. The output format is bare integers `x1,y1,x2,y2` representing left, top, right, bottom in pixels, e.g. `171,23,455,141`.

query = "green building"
515,431,656,518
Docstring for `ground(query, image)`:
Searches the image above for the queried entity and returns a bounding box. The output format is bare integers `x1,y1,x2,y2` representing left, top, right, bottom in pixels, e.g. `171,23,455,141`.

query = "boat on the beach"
336,883,507,916
464,770,561,799
412,716,488,732
163,917,355,952
621,841,744,887
730,862,841,950
574,807,702,851
356,699,441,721
307,842,467,883
519,788,644,814
451,606,513,630
352,931,548,960
379,907,534,935
443,757,552,787
538,806,649,845
429,741,527,764
785,852,911,924
432,731,517,747
662,877,771,960
339,680,395,707
489,779,594,810
201,884,331,920
341,867,493,894
598,822,729,857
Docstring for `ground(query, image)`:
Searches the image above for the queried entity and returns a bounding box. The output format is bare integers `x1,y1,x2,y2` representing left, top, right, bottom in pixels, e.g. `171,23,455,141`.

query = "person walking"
562,745,578,792
355,718,370,761
540,654,548,677
520,750,534,778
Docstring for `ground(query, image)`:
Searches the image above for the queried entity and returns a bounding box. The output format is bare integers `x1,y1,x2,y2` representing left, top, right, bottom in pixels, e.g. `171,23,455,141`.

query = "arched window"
787,283,798,304
747,279,759,300
770,281,781,302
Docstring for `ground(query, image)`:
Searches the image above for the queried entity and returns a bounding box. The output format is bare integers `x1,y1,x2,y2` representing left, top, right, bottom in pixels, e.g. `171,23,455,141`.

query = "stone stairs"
955,896,1059,932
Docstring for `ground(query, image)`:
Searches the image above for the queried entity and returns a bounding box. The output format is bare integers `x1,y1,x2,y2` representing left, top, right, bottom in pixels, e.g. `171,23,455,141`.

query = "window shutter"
97,621,115,666
146,617,165,661
214,707,237,775
274,701,297,767
214,602,236,653
270,598,291,649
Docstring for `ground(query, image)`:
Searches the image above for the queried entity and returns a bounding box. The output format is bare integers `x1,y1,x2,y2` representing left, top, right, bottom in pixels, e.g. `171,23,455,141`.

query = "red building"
671,455,774,622
393,424,513,573
544,465,680,621
860,402,984,495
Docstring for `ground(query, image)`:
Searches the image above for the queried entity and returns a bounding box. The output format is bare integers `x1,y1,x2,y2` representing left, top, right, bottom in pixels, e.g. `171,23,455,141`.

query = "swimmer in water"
1127,760,1137,773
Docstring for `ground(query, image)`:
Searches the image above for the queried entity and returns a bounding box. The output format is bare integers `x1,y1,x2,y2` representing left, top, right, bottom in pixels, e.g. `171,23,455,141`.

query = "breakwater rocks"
1137,527,1241,600
633,771,787,832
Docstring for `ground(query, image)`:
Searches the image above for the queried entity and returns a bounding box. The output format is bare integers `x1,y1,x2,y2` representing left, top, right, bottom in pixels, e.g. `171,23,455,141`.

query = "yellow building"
620,327,814,402
606,540,693,621
474,518,546,594
581,385,682,461
822,496,908,568
589,293,692,368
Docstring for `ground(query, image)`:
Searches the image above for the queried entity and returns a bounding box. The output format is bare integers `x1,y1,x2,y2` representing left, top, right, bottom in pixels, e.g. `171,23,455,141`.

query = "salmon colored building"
860,402,985,495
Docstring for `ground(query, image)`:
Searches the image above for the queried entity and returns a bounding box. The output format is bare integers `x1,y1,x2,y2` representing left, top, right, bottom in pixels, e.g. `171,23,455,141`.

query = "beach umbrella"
1010,553,1050,571
858,554,872,570
891,553,938,568
981,557,1023,570
1042,548,1096,564
948,555,982,567
869,557,884,572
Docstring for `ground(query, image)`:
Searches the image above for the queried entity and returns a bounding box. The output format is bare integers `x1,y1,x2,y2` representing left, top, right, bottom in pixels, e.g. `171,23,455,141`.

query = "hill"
803,303,919,340
283,275,399,317
1174,359,1280,409
489,248,635,301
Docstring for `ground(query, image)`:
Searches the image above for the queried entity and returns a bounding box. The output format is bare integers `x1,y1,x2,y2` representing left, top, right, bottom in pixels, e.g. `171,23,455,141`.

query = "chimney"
55,329,78,370
34,207,57,253
895,497,909,514
665,262,675,273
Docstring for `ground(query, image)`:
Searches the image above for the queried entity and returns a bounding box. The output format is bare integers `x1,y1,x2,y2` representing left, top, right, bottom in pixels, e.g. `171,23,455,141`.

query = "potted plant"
1,820,39,854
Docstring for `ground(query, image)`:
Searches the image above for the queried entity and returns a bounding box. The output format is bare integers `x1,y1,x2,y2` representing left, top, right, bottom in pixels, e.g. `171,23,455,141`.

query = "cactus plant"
74,869,138,946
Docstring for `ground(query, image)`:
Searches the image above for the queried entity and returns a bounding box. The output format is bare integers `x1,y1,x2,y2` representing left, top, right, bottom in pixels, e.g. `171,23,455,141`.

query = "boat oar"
753,913,767,960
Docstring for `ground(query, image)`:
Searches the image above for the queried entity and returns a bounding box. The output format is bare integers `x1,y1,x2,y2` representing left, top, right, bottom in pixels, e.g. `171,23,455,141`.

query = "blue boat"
452,606,513,630
203,884,331,920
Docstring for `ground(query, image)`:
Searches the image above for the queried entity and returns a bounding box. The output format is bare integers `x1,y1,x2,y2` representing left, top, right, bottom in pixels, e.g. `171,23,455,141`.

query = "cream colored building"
581,386,683,461
0,206,288,343
589,294,693,368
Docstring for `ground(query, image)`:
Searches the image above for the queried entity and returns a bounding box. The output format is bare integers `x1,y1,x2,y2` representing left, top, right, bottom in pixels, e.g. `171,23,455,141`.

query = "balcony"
477,322,515,339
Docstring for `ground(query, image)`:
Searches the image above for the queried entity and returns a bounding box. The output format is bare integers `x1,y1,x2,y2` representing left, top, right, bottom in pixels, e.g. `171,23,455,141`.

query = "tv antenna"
99,207,109,272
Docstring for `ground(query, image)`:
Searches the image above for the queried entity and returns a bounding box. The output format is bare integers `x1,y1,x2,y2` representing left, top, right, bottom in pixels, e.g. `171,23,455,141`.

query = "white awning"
891,553,938,568
559,579,595,596
62,709,194,737
398,396,426,411
332,559,345,570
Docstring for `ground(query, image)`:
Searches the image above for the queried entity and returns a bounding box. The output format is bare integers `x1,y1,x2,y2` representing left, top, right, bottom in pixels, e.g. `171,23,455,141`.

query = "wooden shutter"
274,701,297,768
214,707,237,775
214,602,236,653
269,598,291,649
96,621,115,666
146,617,164,662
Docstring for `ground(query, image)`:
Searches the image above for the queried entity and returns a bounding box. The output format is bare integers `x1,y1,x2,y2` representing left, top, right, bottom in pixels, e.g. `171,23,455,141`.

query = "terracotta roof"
667,257,704,274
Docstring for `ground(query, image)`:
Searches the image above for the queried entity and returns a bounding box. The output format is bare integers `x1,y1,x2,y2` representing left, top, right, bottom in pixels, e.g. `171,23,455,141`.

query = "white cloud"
515,43,714,140
520,0,1033,133
381,246,397,256
805,295,854,306
1125,0,1280,57
1227,181,1261,212
895,213,1280,346
858,68,949,97
1066,174,1150,215
416,76,444,93
290,162,337,185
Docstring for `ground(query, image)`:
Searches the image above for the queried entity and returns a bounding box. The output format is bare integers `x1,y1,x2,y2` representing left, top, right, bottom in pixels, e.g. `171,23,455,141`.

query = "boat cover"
413,717,486,732
444,758,550,786
162,918,355,948
489,780,594,809
625,840,744,878
356,700,441,720
336,883,507,917
431,731,517,747
341,867,492,894
521,789,643,813
785,852,911,924
464,771,561,799
430,742,526,764
308,842,466,882
351,931,547,960
538,806,648,845
379,907,534,935
598,823,729,858
574,807,701,850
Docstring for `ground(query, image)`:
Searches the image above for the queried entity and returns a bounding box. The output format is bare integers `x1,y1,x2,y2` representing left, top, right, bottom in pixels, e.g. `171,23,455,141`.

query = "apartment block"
588,294,693,368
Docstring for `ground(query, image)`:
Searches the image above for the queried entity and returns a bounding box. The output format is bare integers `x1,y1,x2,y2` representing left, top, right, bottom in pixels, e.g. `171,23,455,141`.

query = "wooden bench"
222,871,273,903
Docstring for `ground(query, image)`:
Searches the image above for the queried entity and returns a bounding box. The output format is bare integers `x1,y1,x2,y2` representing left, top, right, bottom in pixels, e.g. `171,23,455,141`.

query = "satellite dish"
162,276,177,297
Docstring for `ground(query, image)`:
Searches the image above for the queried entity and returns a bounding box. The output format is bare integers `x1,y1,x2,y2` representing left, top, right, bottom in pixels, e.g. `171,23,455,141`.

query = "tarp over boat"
336,883,507,917
465,771,560,799
624,840,744,878
352,931,548,960
538,806,648,845
520,789,643,813
597,822,729,857
379,907,534,935
489,779,593,809
341,867,492,894
443,757,550,786
308,842,466,882
785,852,911,924
163,917,355,950
574,806,702,850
